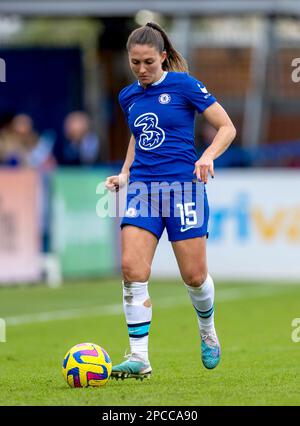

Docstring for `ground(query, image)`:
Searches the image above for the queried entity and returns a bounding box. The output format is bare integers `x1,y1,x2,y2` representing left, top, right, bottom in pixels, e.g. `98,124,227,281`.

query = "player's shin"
184,274,215,333
122,281,152,364
185,274,221,369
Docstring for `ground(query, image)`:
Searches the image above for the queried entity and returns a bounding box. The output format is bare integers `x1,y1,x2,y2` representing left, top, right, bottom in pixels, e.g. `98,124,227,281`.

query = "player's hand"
105,173,128,192
193,154,214,184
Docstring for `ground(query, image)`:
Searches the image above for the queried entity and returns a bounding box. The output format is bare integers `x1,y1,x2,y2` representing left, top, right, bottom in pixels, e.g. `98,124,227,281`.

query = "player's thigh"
121,225,158,280
171,236,208,286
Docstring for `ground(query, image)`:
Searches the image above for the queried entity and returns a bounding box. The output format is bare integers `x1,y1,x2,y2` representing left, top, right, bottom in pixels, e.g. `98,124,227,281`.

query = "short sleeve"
182,74,217,113
118,88,129,120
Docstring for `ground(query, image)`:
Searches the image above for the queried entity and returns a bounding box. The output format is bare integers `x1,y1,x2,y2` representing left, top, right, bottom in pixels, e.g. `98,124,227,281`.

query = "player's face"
129,44,167,86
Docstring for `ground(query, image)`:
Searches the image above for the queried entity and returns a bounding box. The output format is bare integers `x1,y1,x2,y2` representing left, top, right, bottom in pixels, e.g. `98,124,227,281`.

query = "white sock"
122,281,152,364
185,274,215,334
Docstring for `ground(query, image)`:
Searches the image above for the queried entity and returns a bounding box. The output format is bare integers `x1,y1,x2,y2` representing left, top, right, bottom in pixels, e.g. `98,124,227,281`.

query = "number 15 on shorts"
176,202,198,229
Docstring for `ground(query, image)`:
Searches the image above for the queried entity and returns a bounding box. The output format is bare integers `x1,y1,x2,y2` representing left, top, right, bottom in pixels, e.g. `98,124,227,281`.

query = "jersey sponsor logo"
134,112,165,151
158,93,171,104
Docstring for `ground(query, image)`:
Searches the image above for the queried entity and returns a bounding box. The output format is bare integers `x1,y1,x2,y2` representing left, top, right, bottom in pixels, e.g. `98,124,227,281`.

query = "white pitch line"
3,286,286,327
5,304,123,326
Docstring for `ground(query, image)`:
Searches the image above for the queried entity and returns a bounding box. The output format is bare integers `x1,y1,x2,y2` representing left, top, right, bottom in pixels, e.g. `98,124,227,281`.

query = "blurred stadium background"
0,0,300,284
1,0,300,407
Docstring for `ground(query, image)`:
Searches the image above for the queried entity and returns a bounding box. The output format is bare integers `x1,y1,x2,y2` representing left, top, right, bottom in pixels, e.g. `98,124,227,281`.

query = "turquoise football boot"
201,330,221,369
111,354,152,381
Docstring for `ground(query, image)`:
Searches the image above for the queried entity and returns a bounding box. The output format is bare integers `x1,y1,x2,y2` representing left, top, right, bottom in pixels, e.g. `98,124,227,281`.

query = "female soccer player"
105,22,236,379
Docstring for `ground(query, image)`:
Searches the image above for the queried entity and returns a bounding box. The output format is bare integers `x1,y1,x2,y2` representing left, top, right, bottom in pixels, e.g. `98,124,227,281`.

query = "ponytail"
126,22,188,73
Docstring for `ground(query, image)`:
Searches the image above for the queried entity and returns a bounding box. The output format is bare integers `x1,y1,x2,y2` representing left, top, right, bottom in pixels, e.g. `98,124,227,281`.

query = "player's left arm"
194,102,236,184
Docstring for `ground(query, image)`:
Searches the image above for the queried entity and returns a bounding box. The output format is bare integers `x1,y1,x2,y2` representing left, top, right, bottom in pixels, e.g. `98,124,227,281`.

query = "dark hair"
126,22,188,73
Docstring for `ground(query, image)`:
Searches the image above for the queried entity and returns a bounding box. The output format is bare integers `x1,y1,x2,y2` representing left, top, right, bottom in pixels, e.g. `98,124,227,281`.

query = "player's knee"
122,258,151,283
184,271,207,287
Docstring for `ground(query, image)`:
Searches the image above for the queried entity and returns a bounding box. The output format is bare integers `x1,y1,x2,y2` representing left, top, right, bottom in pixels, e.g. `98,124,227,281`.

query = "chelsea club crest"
158,93,171,104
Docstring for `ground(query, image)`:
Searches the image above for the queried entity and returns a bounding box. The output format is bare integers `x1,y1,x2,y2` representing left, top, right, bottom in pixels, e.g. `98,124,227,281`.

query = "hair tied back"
146,22,156,29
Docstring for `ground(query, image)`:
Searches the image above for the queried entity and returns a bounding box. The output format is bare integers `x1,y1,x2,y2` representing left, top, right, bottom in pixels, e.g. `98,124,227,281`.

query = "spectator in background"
0,113,56,253
0,113,32,166
62,111,100,166
0,113,56,170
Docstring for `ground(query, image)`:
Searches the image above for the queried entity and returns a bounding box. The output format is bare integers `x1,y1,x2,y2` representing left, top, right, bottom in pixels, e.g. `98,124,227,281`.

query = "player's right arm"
105,134,135,191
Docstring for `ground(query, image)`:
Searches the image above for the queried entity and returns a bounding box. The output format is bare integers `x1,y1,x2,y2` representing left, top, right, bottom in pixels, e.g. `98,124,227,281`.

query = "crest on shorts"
125,207,138,218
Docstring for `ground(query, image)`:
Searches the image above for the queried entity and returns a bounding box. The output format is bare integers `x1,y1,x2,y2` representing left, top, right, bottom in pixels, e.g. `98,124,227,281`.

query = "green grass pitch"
0,278,299,406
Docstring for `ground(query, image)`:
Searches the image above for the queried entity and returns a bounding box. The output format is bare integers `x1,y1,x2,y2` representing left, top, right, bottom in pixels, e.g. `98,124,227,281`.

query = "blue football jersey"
119,71,216,183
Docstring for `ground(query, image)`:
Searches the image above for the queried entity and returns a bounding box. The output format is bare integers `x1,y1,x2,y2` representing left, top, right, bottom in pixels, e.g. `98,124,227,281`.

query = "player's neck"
140,70,165,89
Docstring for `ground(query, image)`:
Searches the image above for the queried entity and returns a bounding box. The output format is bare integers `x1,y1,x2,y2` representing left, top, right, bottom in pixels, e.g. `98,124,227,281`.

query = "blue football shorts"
120,181,209,242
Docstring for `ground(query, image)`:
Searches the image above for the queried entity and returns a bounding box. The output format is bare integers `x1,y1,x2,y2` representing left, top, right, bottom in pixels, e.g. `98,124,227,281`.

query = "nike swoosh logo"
180,226,196,232
128,103,135,112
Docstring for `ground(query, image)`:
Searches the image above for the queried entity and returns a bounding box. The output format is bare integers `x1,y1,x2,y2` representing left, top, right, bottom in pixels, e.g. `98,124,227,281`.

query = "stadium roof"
0,0,300,17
